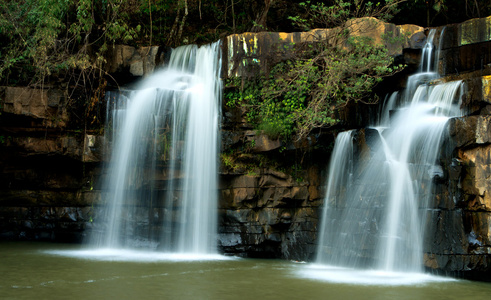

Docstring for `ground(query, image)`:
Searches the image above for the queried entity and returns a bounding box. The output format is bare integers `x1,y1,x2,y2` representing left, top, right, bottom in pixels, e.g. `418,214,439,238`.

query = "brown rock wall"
106,45,162,77
427,89,491,276
218,165,325,259
226,18,424,78
1,87,68,127
1,16,491,279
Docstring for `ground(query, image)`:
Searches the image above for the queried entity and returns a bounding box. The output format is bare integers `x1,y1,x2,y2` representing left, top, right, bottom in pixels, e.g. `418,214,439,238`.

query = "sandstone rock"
438,39,491,77
257,187,307,208
424,209,468,255
438,16,491,50
7,136,87,161
425,253,491,275
464,211,491,251
226,18,424,77
258,174,294,188
458,145,491,211
423,253,439,269
245,130,281,152
229,175,258,188
106,45,161,77
1,87,68,127
218,233,242,247
448,115,491,148
459,16,491,47
83,134,104,162
232,188,256,207
347,17,421,56
221,130,244,150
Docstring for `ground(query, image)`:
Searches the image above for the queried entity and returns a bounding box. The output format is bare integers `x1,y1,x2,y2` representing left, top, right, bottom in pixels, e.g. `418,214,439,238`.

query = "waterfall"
316,29,463,272
90,42,222,255
316,131,355,263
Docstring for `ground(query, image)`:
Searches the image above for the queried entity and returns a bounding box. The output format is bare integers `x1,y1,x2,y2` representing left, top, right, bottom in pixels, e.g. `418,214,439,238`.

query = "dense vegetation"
1,0,489,86
0,0,490,135
226,1,406,140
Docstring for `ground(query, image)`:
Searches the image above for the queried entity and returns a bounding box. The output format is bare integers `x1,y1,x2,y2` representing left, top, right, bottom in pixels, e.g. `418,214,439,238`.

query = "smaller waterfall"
316,29,464,274
377,91,398,127
90,42,222,255
316,131,354,261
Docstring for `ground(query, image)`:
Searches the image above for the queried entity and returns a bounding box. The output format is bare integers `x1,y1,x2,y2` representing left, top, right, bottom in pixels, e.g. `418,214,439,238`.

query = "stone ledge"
106,45,162,77
448,115,491,148
226,17,425,77
424,253,491,274
0,87,68,127
3,134,103,162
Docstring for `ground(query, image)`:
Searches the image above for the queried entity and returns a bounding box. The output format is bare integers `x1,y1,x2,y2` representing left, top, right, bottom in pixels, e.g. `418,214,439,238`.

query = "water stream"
316,29,464,277
90,42,222,255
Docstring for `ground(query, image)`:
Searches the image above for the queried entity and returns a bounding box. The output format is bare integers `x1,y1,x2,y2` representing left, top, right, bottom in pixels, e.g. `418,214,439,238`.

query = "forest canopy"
1,0,489,87
0,0,490,136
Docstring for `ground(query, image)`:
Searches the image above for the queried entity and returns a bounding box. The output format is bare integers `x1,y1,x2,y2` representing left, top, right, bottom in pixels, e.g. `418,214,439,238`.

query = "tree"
0,0,141,86
392,0,491,27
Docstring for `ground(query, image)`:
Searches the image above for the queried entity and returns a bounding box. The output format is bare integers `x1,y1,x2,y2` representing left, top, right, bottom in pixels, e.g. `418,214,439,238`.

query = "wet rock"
464,211,491,250
1,87,68,127
218,233,242,247
439,39,491,77
448,116,491,148
458,145,491,211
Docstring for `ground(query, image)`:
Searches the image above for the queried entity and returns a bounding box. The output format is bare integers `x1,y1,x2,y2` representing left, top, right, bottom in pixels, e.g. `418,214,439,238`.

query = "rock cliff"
1,16,491,279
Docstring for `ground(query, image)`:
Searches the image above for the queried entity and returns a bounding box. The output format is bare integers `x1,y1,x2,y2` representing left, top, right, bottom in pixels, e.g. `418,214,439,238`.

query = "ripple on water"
42,248,234,262
296,264,457,286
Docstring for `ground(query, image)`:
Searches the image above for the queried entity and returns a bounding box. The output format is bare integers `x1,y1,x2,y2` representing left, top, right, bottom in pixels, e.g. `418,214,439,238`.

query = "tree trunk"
167,0,188,46
176,0,188,43
251,0,274,32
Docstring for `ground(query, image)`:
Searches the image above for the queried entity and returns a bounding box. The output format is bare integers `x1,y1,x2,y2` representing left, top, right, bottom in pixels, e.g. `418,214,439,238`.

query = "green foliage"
225,0,405,141
220,151,262,176
393,0,491,27
289,0,404,30
157,131,172,161
0,0,142,86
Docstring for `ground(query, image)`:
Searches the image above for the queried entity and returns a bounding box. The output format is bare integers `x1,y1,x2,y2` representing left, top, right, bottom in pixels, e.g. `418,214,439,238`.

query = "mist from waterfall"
316,29,463,272
89,42,222,255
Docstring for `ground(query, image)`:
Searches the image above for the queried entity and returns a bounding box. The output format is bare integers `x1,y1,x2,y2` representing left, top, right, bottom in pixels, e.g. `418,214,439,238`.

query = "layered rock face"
426,85,491,278
0,86,102,241
218,113,332,259
0,16,491,279
218,167,323,259
218,18,424,260
411,18,491,278
226,17,425,77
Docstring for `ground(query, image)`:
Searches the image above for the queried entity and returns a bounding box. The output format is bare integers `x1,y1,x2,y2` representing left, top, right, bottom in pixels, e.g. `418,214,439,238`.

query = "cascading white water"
315,131,355,261
316,29,464,273
91,42,222,255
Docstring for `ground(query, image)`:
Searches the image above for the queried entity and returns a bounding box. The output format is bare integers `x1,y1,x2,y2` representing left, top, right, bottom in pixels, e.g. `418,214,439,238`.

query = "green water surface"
1,242,490,300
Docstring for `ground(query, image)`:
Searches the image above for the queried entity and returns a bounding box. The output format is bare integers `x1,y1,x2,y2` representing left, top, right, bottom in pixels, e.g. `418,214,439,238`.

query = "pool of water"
1,242,490,300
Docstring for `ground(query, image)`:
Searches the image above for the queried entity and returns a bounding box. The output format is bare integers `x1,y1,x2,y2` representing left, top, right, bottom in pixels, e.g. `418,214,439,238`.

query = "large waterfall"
90,42,222,255
315,30,463,276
